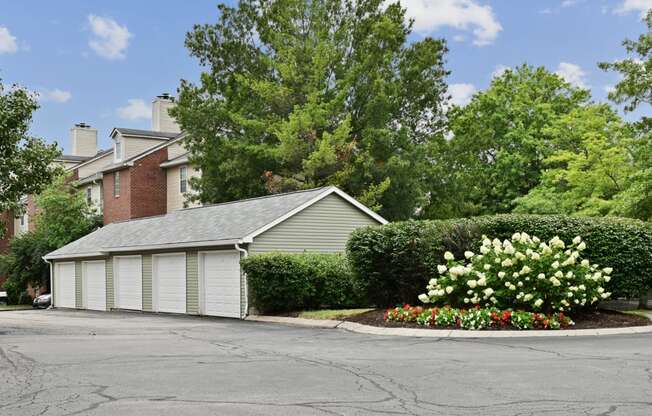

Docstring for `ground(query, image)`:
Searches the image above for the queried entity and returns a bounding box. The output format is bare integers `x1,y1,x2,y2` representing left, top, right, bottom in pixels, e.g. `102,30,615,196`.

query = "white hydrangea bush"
418,233,612,312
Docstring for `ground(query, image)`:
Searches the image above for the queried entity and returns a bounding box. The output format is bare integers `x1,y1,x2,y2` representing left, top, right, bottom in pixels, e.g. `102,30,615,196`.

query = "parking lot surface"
1,309,651,415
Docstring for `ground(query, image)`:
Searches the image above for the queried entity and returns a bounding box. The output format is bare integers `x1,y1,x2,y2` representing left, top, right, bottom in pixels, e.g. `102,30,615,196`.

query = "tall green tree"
599,10,652,221
425,65,590,218
0,80,61,236
514,105,636,217
599,10,652,119
0,176,101,300
173,0,450,220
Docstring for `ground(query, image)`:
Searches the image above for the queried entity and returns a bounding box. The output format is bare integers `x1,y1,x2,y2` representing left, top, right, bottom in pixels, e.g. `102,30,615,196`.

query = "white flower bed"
418,233,612,312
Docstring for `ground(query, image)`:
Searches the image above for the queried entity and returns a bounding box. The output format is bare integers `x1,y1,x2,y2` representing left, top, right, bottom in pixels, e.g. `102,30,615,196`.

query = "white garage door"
114,256,142,310
153,253,186,314
55,262,76,308
83,261,106,311
200,251,241,318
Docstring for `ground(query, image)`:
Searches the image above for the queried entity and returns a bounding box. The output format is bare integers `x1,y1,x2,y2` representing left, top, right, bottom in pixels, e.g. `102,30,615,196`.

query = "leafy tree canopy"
599,10,652,118
514,104,636,217
0,176,101,301
173,0,450,220
425,65,590,218
0,80,61,235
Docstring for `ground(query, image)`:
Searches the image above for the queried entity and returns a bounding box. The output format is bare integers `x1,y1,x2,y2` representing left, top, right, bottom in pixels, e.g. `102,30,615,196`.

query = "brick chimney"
152,93,181,133
70,123,98,157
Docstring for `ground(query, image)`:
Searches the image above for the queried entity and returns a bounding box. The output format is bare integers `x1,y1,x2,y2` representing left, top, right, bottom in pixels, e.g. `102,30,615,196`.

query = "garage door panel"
202,251,241,318
84,261,106,311
115,256,142,311
153,254,186,314
55,262,76,308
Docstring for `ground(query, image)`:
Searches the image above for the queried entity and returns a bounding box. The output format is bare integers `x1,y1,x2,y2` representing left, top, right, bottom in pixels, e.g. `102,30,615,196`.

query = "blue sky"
0,0,650,154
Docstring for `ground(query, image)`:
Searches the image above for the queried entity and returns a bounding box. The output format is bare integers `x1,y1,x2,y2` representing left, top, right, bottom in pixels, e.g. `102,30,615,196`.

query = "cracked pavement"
1,309,651,415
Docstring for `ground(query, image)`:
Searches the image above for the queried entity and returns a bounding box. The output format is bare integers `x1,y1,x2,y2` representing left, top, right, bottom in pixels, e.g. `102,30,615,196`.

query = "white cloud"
561,0,582,7
0,26,18,54
398,0,502,46
555,62,589,88
116,99,151,120
615,0,652,16
491,64,510,78
88,15,132,60
39,88,72,103
448,83,477,107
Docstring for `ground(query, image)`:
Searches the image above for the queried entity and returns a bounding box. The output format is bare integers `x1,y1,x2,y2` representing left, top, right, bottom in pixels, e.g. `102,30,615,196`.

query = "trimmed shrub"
241,253,361,313
347,215,652,306
345,220,478,307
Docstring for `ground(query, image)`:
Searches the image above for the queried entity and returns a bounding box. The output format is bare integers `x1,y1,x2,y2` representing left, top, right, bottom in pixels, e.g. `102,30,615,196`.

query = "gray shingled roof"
113,128,180,139
45,187,333,259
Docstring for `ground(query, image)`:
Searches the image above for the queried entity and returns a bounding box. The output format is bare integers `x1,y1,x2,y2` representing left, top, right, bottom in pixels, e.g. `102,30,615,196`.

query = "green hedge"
241,253,361,314
347,215,652,306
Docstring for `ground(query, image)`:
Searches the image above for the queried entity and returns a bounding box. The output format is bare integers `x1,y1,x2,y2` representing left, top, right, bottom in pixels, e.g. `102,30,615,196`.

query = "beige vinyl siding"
186,251,199,314
166,164,201,212
83,182,103,212
249,194,380,255
167,141,187,159
142,255,153,312
77,152,113,178
123,137,167,160
106,257,114,309
75,261,82,308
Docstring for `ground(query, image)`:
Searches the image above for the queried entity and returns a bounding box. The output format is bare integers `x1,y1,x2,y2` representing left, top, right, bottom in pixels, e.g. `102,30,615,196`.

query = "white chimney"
70,123,98,157
152,93,181,133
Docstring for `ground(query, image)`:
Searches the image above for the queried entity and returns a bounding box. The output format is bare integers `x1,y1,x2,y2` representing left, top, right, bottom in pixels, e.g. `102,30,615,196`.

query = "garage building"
44,187,386,318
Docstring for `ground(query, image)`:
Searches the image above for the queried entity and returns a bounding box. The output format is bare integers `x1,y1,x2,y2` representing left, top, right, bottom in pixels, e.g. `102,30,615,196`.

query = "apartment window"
114,137,122,161
113,172,121,197
180,166,188,193
20,214,25,226
86,187,92,205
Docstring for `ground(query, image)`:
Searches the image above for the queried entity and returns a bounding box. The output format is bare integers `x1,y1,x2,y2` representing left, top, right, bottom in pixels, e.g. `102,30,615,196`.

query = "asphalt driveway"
1,309,651,416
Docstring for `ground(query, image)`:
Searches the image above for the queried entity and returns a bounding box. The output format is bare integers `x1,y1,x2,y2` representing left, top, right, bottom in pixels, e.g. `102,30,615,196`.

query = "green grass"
297,308,374,320
623,309,652,319
0,304,32,311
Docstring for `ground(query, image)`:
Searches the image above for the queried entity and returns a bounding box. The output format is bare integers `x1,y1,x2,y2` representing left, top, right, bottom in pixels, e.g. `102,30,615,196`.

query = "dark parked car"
33,293,51,309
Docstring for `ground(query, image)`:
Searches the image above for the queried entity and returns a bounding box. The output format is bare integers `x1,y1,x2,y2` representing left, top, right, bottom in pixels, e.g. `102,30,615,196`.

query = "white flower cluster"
418,233,613,312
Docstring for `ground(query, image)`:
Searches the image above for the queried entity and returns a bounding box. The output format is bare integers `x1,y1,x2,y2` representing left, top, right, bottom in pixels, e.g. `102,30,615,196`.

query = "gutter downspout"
235,243,249,318
43,258,54,309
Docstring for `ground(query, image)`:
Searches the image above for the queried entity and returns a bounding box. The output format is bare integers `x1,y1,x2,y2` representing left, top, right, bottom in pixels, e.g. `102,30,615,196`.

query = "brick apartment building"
0,94,200,289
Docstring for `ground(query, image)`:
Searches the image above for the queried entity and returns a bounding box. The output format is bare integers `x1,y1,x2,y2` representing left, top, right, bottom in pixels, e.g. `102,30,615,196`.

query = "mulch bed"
344,308,651,330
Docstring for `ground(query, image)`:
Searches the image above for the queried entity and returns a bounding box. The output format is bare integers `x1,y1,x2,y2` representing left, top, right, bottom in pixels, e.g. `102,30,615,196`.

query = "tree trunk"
639,289,651,309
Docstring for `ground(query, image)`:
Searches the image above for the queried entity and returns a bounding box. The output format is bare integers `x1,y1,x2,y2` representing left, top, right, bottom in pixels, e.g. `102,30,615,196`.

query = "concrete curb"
245,315,342,329
247,315,652,338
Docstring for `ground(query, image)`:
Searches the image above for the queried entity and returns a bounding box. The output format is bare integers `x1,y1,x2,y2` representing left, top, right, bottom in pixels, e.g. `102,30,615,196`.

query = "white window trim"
113,172,121,198
114,137,123,162
180,166,188,194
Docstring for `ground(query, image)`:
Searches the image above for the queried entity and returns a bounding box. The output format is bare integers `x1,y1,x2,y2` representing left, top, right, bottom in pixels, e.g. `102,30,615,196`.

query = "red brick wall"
103,169,131,224
130,148,168,219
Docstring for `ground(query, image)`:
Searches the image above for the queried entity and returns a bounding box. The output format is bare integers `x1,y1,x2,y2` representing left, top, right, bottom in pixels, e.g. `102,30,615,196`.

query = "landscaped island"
242,214,652,330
